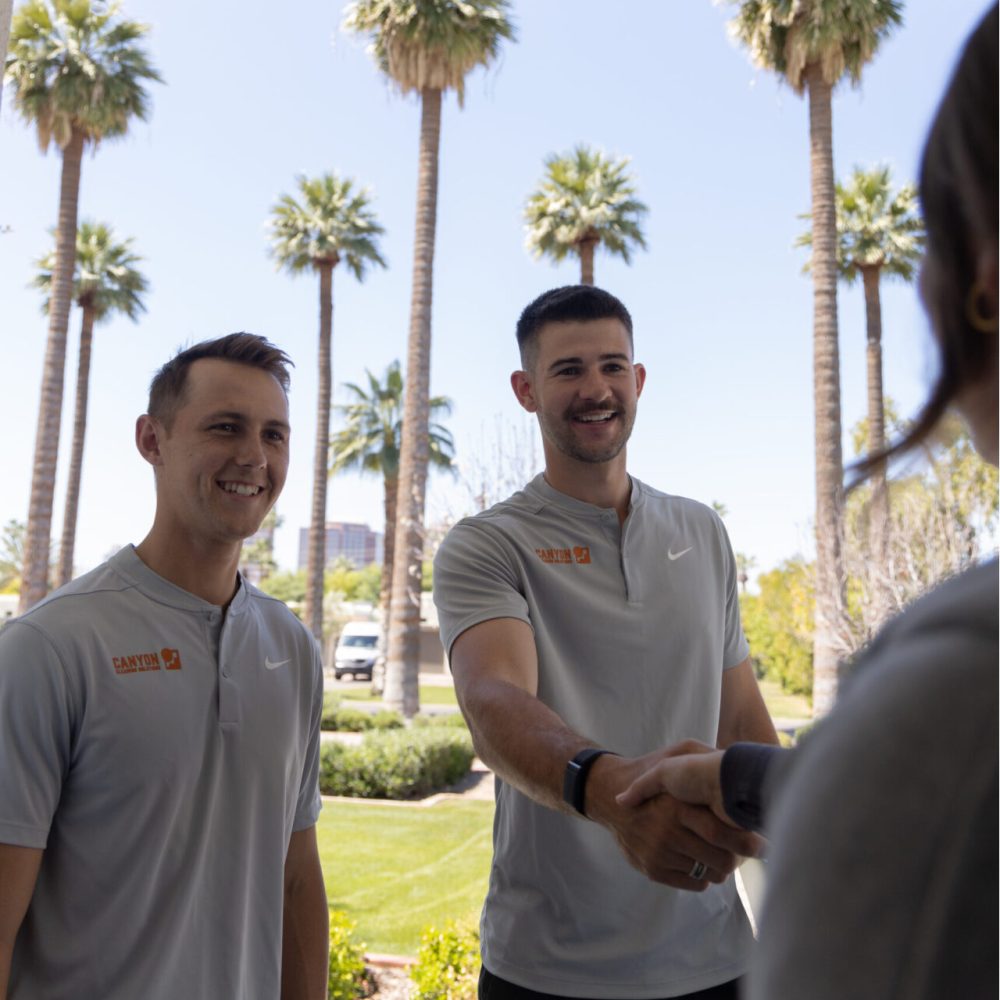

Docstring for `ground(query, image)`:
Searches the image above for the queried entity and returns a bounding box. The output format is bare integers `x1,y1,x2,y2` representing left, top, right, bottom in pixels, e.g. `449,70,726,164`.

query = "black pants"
479,966,741,1000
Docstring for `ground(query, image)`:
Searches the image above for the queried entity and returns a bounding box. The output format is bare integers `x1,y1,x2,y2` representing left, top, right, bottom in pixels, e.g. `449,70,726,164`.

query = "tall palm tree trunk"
0,0,13,118
56,304,96,587
305,261,334,642
380,471,398,623
19,128,86,612
805,65,846,718
385,86,442,719
861,264,890,601
578,234,597,285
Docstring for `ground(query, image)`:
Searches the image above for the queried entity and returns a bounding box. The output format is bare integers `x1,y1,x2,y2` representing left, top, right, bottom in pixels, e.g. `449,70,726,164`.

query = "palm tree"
6,0,160,612
330,361,454,632
726,0,902,717
735,552,757,594
798,165,924,590
268,172,387,643
524,145,648,285
0,0,13,117
343,0,515,718
34,221,148,587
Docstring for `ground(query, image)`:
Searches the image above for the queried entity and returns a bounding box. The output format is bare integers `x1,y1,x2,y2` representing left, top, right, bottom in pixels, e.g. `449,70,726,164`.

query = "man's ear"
510,369,538,413
634,362,647,399
135,414,166,467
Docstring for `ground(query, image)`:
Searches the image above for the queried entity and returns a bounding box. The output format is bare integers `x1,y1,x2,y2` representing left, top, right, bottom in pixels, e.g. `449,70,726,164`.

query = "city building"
298,521,384,571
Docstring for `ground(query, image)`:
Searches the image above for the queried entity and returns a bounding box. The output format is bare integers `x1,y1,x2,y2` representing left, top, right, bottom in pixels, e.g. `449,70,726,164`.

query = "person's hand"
616,740,731,826
584,746,765,891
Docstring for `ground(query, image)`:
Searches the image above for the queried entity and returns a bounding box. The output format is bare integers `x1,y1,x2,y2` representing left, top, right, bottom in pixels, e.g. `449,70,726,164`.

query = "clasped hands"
586,740,765,891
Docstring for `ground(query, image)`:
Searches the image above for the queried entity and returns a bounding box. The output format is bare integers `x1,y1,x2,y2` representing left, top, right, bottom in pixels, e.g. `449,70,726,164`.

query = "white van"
333,621,382,681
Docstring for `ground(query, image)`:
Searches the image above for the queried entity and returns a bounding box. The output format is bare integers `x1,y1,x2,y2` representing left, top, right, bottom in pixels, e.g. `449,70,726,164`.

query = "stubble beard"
540,403,636,465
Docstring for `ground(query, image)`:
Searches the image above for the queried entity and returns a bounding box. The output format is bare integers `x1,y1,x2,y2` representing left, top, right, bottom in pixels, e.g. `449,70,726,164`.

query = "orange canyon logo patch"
113,648,182,675
535,546,591,565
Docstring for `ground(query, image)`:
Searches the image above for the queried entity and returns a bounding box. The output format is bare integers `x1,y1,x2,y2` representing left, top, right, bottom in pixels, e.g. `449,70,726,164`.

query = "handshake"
584,740,769,892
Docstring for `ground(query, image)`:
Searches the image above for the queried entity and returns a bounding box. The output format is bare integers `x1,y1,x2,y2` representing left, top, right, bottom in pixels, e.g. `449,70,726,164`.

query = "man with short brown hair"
0,334,328,1000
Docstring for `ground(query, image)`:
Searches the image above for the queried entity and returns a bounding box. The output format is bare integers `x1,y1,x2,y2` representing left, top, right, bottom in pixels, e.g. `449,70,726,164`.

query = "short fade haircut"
516,285,634,368
148,332,293,428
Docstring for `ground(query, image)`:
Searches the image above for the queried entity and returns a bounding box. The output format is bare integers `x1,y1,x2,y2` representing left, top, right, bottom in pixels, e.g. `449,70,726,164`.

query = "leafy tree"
330,360,454,626
325,559,382,605
726,0,902,717
799,166,924,593
842,411,998,648
34,221,147,587
5,0,161,611
268,172,386,642
524,144,648,285
259,569,307,607
344,0,515,719
240,508,282,584
0,520,26,593
741,557,815,698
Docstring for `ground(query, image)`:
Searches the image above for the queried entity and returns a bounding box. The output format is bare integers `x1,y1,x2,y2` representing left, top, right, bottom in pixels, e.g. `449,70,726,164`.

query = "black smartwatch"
563,748,617,817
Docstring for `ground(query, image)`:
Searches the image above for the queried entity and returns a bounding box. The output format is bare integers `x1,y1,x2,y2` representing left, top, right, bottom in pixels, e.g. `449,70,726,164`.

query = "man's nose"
236,435,267,468
577,368,613,402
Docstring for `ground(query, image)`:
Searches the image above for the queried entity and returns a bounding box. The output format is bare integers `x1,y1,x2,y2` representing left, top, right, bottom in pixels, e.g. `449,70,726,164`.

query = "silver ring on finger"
689,860,707,880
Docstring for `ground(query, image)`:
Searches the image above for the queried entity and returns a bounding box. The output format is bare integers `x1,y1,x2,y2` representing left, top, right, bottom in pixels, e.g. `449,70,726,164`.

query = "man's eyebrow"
546,352,631,372
203,410,291,432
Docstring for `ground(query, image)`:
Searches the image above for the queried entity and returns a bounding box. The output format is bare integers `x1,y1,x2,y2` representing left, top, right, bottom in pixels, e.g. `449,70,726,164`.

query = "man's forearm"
281,860,329,999
460,675,595,814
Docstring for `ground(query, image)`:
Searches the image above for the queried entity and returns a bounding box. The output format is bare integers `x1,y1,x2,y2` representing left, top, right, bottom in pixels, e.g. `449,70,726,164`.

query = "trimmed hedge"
320,727,475,799
321,702,404,732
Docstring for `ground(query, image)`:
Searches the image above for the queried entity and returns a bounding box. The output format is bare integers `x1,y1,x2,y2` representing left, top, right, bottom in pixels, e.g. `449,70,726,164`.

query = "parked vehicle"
333,621,382,681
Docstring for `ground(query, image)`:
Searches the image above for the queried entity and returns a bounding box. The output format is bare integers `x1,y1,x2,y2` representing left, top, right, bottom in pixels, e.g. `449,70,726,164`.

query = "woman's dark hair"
855,5,998,480
148,332,293,428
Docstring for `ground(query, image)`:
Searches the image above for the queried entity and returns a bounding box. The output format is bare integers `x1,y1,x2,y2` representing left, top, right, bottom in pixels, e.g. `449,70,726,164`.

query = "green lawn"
337,683,459,707
758,677,811,721
318,798,493,956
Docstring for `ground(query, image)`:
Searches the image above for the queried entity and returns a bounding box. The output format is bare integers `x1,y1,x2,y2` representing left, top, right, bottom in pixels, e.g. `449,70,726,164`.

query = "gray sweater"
743,559,998,999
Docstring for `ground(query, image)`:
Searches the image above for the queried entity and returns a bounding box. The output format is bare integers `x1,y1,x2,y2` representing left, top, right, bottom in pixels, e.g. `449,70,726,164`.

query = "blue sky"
1,0,990,579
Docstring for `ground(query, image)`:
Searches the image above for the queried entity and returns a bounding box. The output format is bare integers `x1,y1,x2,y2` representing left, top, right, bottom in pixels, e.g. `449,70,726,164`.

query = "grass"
336,683,459,707
317,798,493,956
758,677,811,721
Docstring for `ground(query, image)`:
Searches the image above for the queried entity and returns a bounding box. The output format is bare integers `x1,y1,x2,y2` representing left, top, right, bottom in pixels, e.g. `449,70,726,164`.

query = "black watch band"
563,748,617,817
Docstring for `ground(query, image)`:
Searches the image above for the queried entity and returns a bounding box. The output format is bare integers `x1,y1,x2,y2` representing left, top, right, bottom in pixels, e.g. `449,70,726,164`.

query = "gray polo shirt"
0,546,323,1000
434,474,753,998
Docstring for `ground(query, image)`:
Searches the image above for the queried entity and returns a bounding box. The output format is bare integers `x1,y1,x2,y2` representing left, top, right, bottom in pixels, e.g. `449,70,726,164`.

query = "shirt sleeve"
0,620,73,848
292,632,324,831
433,520,532,658
720,742,788,832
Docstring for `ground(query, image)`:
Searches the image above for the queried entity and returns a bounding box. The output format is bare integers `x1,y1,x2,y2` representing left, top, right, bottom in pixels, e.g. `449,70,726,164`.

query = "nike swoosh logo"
667,546,693,561
265,657,291,670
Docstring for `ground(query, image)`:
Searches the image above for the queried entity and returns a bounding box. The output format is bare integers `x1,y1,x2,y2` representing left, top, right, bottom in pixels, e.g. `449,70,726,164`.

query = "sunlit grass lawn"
758,677,811,721
317,798,493,956
336,683,459,707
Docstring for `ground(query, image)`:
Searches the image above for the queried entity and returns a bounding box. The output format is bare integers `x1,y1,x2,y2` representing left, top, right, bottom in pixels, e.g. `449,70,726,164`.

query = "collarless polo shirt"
0,546,323,1000
433,474,752,998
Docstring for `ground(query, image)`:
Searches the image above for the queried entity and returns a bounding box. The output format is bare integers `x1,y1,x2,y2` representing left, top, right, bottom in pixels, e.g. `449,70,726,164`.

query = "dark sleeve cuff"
720,742,786,833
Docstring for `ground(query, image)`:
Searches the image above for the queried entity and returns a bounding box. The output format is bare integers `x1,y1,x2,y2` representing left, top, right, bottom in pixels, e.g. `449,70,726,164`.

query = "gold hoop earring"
966,282,998,333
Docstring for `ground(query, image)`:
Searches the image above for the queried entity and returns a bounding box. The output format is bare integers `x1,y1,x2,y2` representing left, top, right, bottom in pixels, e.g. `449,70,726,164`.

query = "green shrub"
413,712,469,731
328,909,369,1000
333,707,377,732
370,708,405,731
320,728,475,799
410,921,480,1000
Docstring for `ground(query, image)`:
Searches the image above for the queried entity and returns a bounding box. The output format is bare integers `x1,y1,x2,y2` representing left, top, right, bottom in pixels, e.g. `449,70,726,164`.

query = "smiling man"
0,334,328,1000
433,286,778,1000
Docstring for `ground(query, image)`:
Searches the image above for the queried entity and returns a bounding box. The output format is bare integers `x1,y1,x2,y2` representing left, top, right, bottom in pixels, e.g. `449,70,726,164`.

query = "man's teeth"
221,482,262,496
576,412,615,422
